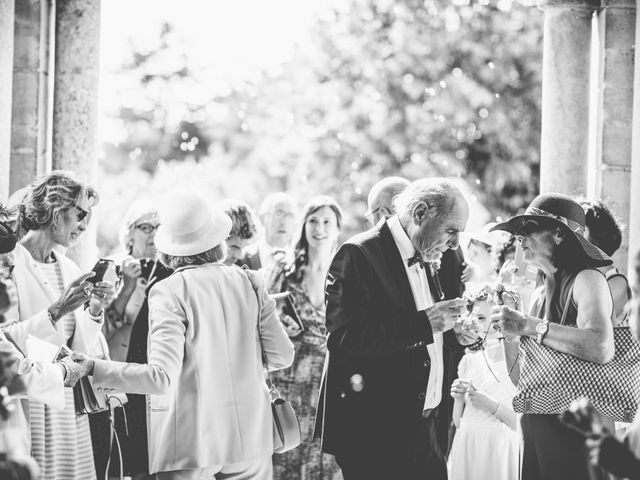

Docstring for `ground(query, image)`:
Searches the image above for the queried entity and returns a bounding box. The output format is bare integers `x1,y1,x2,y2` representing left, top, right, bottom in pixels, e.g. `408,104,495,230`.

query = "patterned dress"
31,262,96,480
268,271,342,480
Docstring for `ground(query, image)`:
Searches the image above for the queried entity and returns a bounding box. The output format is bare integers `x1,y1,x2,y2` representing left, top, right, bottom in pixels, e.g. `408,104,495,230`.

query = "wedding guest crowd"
0,169,639,480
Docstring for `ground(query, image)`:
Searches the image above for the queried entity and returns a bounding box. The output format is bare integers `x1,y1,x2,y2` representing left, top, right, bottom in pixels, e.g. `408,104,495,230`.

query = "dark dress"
521,268,607,480
107,262,171,477
268,269,342,480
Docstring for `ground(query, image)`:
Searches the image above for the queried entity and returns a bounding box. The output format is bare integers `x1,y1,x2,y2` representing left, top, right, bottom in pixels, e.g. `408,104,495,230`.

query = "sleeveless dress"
268,272,342,480
448,341,519,480
30,262,96,480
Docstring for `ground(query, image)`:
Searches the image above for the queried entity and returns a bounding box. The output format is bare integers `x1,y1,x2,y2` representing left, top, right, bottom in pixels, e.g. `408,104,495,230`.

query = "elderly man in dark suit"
365,176,470,454
316,178,472,479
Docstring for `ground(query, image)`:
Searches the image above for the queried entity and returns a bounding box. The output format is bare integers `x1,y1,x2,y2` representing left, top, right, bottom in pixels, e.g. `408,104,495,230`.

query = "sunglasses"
514,219,543,237
75,205,90,223
134,223,160,234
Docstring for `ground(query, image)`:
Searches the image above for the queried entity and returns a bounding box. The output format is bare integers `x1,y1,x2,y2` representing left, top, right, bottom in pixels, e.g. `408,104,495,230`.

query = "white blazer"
93,263,294,473
2,243,104,355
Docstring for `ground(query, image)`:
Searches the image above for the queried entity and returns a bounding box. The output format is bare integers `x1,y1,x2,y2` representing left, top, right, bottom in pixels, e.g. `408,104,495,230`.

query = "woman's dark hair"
580,199,623,256
286,196,343,283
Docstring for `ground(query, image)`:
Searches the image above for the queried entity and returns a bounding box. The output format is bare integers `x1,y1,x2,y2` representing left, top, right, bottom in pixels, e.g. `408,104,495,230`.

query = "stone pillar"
593,0,636,272
10,0,49,196
0,0,15,201
52,0,101,269
628,0,640,274
539,0,599,195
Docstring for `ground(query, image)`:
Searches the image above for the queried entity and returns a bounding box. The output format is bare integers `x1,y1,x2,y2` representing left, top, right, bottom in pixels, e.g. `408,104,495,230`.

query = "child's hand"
450,378,473,399
468,389,499,415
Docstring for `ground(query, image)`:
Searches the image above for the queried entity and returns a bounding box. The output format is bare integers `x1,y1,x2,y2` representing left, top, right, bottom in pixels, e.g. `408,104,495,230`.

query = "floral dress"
268,269,342,480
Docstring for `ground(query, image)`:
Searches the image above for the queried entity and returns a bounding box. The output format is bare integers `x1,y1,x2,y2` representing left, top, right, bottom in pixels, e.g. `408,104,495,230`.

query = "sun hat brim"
155,212,232,257
491,214,611,268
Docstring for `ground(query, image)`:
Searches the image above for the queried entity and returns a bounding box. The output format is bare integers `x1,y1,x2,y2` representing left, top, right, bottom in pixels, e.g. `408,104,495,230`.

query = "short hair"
222,200,259,240
580,199,623,256
118,198,158,250
368,176,410,211
393,178,462,219
258,192,296,217
160,243,226,270
18,171,98,234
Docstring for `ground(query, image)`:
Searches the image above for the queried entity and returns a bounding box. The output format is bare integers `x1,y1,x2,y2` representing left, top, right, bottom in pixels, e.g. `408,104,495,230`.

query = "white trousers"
154,456,273,480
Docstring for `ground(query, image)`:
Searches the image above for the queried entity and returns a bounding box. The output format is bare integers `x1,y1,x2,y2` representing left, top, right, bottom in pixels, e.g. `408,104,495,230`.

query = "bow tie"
407,254,428,269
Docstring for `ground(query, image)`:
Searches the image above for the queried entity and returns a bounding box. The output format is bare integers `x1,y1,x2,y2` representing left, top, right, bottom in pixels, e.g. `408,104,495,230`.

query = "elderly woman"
80,190,294,480
96,199,171,479
490,193,614,480
221,200,260,266
265,195,344,480
2,171,115,480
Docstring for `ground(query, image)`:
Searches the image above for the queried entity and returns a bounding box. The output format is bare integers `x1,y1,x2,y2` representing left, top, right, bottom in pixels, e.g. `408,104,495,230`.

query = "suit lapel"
378,221,416,310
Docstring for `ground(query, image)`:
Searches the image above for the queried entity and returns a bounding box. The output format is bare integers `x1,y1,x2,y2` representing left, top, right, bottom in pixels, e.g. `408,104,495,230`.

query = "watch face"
536,321,548,334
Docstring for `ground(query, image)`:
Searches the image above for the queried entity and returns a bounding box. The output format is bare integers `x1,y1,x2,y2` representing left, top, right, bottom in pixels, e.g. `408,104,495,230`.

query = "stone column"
539,0,599,195
0,0,15,201
628,0,640,274
52,0,101,268
593,0,636,272
10,0,49,196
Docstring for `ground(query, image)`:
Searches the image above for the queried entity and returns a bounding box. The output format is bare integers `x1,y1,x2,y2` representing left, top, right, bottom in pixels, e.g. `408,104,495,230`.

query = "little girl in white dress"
448,293,520,480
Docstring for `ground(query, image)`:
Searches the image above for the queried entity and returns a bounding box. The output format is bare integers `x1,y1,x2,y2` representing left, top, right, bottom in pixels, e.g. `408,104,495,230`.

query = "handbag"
512,281,640,421
242,267,301,453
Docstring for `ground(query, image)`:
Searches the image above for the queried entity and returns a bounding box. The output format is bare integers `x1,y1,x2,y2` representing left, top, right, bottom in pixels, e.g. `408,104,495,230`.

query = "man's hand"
425,298,467,334
490,305,533,337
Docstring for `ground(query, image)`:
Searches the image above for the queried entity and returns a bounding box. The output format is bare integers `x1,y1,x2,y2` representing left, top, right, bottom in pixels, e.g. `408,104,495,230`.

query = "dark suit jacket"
314,220,445,458
436,247,466,454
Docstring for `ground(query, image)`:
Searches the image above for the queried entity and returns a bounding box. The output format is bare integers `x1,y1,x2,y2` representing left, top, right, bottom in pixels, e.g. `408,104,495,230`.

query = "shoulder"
574,268,607,288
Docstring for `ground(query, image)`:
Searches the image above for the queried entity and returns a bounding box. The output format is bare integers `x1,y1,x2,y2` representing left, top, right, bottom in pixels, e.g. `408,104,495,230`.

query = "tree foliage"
99,0,543,249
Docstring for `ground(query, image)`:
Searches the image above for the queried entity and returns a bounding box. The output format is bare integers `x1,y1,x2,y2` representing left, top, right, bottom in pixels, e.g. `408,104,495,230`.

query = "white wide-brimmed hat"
155,190,232,257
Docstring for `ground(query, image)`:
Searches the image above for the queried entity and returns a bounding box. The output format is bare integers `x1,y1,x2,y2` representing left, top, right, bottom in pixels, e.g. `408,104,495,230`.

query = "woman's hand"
121,257,142,289
48,272,96,322
88,281,117,316
280,314,302,338
490,305,533,337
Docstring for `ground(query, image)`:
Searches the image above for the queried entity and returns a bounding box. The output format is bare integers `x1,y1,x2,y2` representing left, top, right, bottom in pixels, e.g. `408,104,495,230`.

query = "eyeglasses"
134,223,160,234
75,205,90,223
0,265,14,280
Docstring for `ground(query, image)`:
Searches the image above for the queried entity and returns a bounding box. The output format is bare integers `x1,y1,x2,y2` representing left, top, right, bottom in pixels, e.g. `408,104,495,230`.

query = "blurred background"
96,0,543,254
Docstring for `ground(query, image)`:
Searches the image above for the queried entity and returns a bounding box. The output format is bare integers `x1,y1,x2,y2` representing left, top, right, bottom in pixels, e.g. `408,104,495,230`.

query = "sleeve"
92,282,186,395
325,243,433,357
248,270,295,371
1,309,64,352
597,435,640,479
457,353,468,378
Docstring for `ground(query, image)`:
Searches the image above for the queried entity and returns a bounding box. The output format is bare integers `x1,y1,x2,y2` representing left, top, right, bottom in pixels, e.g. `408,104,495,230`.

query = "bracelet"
491,401,500,416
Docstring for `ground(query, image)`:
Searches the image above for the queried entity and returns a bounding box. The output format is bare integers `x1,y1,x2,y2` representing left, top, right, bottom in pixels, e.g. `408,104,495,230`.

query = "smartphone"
88,259,114,285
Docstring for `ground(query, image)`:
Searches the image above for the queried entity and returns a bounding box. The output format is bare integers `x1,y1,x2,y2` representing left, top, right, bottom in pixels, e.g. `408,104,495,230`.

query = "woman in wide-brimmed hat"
78,189,295,480
490,192,614,480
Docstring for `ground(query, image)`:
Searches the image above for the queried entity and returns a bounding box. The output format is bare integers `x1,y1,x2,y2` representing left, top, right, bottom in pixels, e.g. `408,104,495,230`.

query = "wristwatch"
536,319,550,345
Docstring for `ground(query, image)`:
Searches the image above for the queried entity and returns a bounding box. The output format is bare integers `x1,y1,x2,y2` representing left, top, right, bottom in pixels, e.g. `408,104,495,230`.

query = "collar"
387,215,417,261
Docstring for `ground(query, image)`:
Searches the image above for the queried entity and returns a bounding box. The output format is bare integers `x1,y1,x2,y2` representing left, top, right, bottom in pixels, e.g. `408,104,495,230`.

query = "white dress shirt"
388,215,444,410
257,239,293,271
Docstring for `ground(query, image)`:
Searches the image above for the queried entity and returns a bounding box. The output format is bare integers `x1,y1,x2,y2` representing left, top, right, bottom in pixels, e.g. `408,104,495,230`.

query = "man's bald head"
366,176,410,225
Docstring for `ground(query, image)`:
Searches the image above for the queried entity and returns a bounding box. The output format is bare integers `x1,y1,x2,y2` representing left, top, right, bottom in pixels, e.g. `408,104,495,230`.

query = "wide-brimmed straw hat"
155,190,232,257
490,192,611,267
